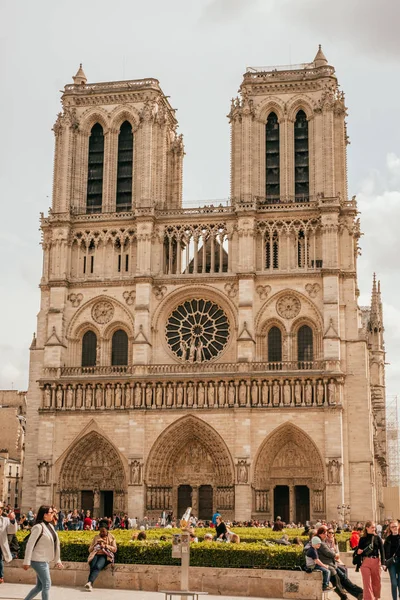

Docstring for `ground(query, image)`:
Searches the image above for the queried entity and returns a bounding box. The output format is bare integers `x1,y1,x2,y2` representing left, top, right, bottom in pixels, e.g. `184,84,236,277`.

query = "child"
305,536,331,591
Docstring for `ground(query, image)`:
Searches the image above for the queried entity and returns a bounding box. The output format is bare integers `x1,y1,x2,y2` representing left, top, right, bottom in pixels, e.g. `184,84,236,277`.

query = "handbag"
385,555,397,568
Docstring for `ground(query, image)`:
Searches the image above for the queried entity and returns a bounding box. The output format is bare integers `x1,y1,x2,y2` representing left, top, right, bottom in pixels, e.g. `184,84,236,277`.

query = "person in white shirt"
0,506,18,583
22,505,63,600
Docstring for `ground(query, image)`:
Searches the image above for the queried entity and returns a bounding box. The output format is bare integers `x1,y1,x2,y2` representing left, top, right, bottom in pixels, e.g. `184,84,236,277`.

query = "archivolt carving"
286,95,315,121
59,431,127,492
79,107,110,135
145,415,234,487
255,96,286,122
255,289,323,336
254,422,325,489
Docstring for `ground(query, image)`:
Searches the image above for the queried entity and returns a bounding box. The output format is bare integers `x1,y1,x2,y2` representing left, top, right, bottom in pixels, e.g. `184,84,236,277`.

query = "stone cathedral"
22,47,387,523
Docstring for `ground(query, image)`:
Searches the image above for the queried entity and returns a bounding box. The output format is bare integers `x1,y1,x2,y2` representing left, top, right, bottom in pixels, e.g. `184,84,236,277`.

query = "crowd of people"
0,503,399,600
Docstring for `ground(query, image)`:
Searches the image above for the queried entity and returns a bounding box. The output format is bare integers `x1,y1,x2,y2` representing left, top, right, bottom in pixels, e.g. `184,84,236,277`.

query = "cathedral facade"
22,47,387,523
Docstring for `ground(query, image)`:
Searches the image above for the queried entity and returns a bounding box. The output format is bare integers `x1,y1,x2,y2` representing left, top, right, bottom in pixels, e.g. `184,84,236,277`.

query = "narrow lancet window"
298,325,313,366
112,330,128,366
86,123,104,213
266,112,280,201
82,331,97,367
268,327,282,363
294,110,309,200
116,121,133,212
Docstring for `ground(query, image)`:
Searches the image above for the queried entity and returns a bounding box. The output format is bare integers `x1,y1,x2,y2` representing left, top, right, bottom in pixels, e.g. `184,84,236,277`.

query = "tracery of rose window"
166,299,230,362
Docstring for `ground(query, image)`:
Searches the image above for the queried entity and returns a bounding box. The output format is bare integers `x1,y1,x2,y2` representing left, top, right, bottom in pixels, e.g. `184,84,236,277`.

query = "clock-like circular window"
166,299,230,362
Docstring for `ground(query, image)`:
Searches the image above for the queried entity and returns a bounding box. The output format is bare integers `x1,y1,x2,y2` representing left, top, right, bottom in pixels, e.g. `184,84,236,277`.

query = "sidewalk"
0,568,392,599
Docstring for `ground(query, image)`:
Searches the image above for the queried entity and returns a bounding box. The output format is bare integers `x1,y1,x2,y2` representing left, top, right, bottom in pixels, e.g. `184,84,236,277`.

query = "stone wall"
5,561,323,599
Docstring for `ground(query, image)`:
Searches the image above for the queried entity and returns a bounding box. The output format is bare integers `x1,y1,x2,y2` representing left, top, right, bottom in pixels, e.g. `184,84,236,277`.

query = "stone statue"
115,384,122,408
166,384,173,407
328,380,337,405
56,386,63,409
305,381,312,405
237,460,248,484
135,384,142,407
156,385,163,407
328,459,340,484
195,339,203,362
208,382,215,406
125,384,132,408
66,385,74,409
85,385,93,408
187,383,194,407
239,381,246,406
176,383,183,407
228,383,235,406
131,461,141,484
105,384,113,408
188,338,196,363
95,384,103,408
283,380,291,405
44,385,51,408
313,490,323,512
251,381,258,406
218,382,225,407
180,339,188,361
294,381,302,405
146,385,153,408
197,382,205,407
39,461,48,485
317,381,324,406
262,381,268,406
76,385,83,408
272,381,280,406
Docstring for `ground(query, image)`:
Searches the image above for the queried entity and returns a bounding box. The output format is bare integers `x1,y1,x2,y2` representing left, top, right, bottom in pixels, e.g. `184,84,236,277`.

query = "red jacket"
350,530,360,549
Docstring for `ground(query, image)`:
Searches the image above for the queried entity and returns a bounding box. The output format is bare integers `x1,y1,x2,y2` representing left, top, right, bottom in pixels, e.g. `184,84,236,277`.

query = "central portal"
101,491,114,517
198,485,213,520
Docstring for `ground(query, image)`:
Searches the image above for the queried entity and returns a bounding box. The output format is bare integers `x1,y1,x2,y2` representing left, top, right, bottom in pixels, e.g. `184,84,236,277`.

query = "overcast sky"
0,0,399,404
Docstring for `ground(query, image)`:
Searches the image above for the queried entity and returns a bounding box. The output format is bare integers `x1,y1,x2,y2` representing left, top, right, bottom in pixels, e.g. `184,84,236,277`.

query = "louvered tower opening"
86,123,104,214
266,112,280,202
294,110,309,201
116,121,133,212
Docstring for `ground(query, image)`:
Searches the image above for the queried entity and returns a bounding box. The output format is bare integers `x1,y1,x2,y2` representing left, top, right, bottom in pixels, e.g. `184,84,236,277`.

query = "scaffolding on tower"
386,395,400,487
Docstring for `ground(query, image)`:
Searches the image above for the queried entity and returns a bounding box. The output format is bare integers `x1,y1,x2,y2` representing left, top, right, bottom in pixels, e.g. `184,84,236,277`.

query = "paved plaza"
0,568,392,600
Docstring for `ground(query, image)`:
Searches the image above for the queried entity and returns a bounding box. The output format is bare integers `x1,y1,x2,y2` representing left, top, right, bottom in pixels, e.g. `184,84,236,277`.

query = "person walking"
383,519,400,600
22,505,63,600
85,526,117,591
0,506,18,583
357,521,385,600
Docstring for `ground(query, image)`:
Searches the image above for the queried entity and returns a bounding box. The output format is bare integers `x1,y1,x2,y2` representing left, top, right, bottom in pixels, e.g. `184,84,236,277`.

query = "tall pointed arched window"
86,123,104,214
82,330,97,367
294,110,309,201
111,329,128,366
268,326,282,364
266,112,280,202
116,121,133,212
298,325,313,366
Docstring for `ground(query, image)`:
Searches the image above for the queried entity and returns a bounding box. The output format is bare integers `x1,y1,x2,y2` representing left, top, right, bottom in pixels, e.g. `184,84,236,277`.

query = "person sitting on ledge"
85,527,117,592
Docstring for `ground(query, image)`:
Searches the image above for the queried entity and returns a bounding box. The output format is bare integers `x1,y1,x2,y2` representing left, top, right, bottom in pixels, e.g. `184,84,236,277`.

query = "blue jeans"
0,557,3,579
24,561,51,600
314,564,331,589
388,561,400,600
88,554,108,585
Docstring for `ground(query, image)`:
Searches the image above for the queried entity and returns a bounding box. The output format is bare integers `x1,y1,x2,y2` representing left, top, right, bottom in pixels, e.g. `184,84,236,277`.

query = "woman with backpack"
383,519,400,600
22,505,63,600
357,521,385,600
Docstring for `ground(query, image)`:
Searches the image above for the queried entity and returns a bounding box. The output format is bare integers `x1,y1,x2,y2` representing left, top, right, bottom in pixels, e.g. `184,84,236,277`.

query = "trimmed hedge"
16,527,350,567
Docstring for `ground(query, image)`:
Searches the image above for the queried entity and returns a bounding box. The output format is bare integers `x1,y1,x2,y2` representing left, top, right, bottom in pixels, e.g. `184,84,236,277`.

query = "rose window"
166,299,230,362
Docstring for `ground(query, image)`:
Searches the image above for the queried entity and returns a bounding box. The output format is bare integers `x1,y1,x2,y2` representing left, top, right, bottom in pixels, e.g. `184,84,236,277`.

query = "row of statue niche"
43,379,338,409
215,487,235,509
255,490,270,512
146,487,172,510
180,336,204,363
38,461,50,485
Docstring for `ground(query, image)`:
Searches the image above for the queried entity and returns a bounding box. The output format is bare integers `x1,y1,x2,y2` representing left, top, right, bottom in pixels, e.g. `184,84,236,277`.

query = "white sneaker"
85,582,93,592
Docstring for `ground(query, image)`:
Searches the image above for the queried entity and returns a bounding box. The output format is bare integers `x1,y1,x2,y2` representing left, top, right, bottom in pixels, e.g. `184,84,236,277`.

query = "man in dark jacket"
316,527,363,600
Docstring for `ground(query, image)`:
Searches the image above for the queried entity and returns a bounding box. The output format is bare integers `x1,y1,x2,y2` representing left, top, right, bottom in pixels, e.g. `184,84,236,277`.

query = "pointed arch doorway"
254,423,325,523
145,415,235,521
58,431,127,517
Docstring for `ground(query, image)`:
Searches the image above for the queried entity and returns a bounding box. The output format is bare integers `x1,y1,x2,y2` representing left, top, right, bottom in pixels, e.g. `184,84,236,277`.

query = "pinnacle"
313,44,328,67
73,63,87,85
